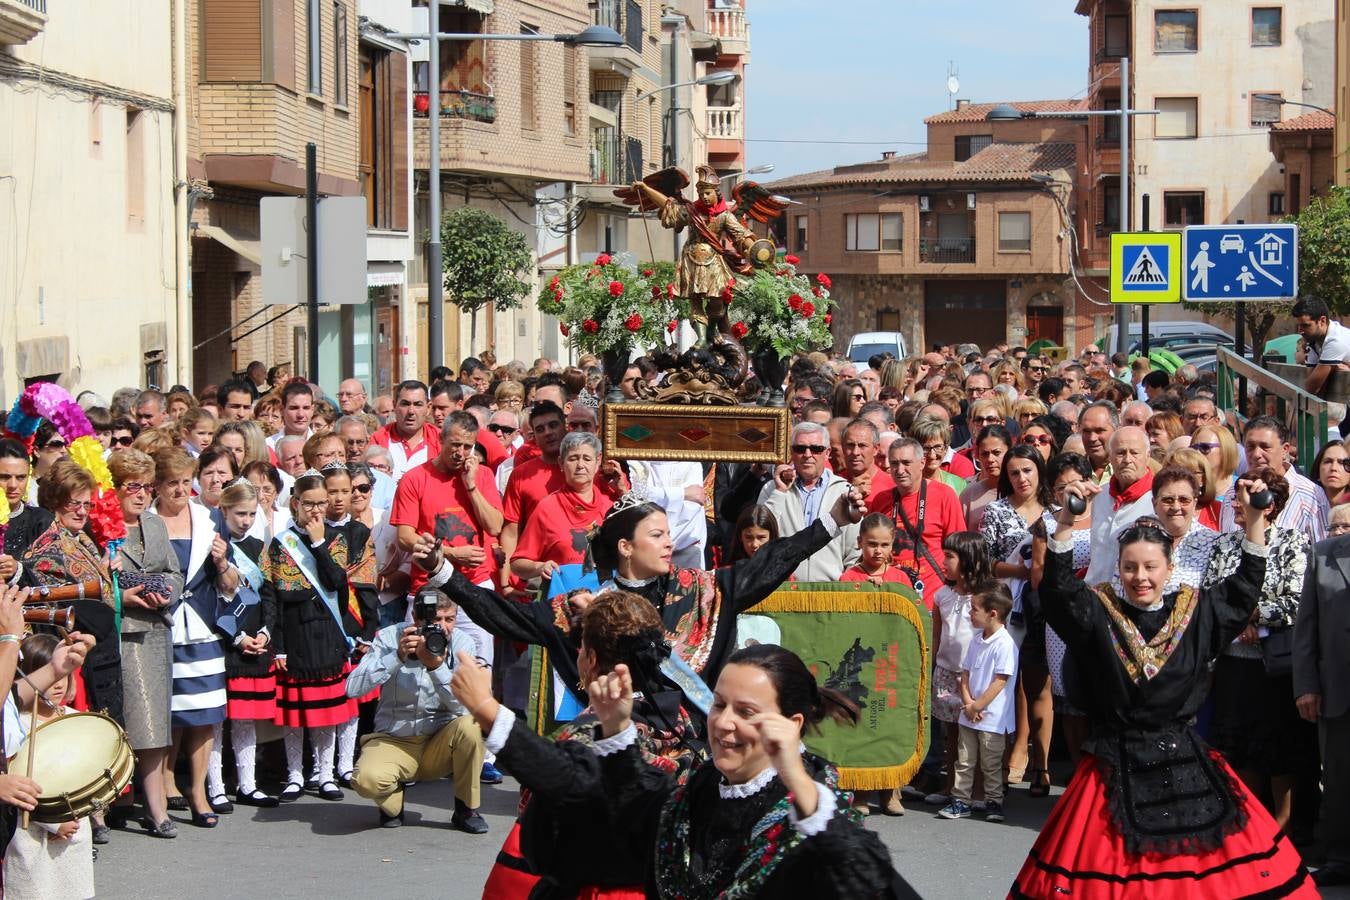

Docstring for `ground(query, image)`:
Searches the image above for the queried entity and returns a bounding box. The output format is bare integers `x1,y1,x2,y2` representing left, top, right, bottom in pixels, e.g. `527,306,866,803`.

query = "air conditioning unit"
918,195,931,212
967,193,977,210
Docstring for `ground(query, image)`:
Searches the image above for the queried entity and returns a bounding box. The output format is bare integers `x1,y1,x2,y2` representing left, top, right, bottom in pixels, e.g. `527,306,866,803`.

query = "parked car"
847,331,910,365
1102,321,1248,356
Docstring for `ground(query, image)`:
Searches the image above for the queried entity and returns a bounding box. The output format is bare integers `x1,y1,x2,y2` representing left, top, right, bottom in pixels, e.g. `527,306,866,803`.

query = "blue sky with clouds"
743,1,1090,178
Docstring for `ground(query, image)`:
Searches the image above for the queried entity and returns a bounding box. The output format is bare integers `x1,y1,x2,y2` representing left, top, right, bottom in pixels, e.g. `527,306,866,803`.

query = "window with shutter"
307,0,322,94
1154,97,1197,139
520,25,538,131
201,0,263,82
334,3,348,106
563,46,577,136
998,212,1031,252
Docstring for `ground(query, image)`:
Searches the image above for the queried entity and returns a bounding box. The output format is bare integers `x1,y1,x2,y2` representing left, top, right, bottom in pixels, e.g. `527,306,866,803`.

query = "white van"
846,331,909,364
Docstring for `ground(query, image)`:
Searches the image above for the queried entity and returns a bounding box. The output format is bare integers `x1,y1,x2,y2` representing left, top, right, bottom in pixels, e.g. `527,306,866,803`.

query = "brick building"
767,100,1097,356
1269,109,1337,214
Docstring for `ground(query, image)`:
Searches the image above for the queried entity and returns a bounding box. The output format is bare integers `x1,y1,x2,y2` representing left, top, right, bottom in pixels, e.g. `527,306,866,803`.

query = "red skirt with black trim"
227,670,278,720
1010,754,1315,899
274,664,358,728
480,820,645,900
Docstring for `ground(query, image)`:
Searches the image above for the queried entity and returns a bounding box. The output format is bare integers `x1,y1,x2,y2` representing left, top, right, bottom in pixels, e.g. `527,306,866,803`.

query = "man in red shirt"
391,410,503,665
867,436,964,610
841,419,894,509
372,380,441,480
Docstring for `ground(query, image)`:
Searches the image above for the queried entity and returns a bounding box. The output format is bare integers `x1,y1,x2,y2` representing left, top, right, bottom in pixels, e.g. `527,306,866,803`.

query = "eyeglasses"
352,483,373,495
1322,458,1350,473
60,499,94,513
296,500,327,512
791,444,827,455
1329,523,1350,534
121,482,151,494
1190,442,1220,453
110,436,135,447
488,424,517,436
971,415,1002,426
1021,434,1054,446
921,443,947,457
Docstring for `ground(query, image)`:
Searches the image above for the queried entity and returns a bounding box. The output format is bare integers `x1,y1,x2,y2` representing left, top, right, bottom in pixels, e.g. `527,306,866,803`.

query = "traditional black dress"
1011,537,1314,899
434,520,837,711
224,536,276,721
598,739,916,899
2,503,53,563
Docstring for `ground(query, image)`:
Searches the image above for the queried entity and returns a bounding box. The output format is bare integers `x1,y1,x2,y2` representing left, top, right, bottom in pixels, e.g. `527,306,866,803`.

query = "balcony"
590,132,642,185
706,5,749,56
919,237,977,264
0,0,47,45
706,106,742,140
590,0,643,74
412,89,497,124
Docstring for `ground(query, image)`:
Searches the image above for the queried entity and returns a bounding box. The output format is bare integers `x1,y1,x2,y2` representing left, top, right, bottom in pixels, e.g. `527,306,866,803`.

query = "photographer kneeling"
345,589,487,832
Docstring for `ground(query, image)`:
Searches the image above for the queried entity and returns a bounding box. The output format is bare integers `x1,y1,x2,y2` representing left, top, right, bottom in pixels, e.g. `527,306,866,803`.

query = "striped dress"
169,538,228,728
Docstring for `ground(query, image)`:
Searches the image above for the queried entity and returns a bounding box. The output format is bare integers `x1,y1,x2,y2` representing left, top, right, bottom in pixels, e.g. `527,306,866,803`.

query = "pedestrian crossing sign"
1110,232,1182,304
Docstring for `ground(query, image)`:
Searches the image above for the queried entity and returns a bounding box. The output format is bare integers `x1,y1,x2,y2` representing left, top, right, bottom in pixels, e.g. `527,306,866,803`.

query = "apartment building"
768,102,1087,355
0,0,178,399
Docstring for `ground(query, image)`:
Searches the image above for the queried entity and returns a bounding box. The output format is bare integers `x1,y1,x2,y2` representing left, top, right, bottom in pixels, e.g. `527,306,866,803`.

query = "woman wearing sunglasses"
1018,415,1064,463
1188,425,1240,529
1312,439,1350,508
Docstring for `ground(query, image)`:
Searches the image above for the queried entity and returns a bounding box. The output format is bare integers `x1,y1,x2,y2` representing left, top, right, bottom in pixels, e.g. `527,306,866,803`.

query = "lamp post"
1251,93,1334,116
988,57,1158,355
719,163,775,186
385,24,623,371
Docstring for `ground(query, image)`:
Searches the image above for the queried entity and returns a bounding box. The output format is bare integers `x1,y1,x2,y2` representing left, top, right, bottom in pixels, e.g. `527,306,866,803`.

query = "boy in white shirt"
939,582,1018,823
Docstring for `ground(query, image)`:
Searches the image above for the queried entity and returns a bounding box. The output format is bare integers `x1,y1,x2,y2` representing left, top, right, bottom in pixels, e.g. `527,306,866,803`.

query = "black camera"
412,589,448,659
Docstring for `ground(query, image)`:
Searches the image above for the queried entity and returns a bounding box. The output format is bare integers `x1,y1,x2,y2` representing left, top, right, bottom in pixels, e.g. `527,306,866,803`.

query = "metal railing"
919,237,976,264
17,0,46,12
591,132,642,184
594,0,620,30
1215,346,1328,471
412,89,496,123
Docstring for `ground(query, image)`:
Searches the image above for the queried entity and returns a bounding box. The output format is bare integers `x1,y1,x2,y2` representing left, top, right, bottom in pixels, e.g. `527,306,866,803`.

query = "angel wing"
732,181,792,224
612,167,690,212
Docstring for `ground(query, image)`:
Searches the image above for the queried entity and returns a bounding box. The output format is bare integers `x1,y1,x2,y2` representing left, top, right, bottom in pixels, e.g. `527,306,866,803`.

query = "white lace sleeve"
484,707,516,755
786,782,837,837
592,723,637,756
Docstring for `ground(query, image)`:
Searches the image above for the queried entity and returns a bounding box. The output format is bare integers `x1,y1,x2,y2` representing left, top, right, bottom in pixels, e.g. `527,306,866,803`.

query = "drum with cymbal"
9,711,133,823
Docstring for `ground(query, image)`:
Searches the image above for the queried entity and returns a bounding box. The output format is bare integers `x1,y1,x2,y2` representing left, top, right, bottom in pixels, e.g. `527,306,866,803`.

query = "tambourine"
747,238,777,268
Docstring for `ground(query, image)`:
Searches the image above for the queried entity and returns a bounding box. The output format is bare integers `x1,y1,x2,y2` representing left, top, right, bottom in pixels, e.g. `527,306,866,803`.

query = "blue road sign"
1183,224,1298,302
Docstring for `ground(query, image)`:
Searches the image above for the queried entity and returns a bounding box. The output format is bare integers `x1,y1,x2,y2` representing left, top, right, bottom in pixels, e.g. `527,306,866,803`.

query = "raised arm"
420,547,553,646
1204,477,1270,653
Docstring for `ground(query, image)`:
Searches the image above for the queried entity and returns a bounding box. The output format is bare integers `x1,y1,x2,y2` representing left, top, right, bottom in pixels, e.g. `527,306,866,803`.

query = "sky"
744,1,1090,179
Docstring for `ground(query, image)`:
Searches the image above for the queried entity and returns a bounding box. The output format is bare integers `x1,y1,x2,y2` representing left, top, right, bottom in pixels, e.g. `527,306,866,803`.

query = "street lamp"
1250,93,1334,116
987,57,1159,354
634,69,739,102
719,163,775,185
383,24,624,370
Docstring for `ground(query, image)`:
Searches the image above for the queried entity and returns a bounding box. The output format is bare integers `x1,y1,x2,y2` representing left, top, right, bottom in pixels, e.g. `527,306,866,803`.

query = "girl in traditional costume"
1010,477,1314,898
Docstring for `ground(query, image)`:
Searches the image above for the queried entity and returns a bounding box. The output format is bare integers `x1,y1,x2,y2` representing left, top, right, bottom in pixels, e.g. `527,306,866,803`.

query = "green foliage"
640,260,678,288
538,254,688,354
726,263,835,358
439,206,534,314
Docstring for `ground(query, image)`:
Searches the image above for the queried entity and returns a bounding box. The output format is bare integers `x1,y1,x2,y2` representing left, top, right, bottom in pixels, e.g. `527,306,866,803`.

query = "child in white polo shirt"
939,582,1018,823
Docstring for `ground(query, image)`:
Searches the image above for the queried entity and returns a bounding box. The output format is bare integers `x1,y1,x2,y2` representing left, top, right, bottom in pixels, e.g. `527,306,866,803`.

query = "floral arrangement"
538,255,690,356
4,383,124,547
725,255,835,357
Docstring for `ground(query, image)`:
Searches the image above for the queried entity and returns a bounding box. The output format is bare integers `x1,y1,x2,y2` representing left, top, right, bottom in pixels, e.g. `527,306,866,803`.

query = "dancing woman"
587,643,918,898
1011,477,1314,898
412,486,865,711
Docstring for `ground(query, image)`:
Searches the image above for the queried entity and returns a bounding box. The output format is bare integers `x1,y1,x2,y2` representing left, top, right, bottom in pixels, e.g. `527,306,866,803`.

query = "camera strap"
893,481,941,592
277,529,354,651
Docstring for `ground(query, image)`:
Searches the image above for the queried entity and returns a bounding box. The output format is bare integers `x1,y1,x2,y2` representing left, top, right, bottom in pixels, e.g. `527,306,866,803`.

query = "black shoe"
983,800,1005,823
190,811,219,828
278,782,304,803
209,794,234,814
337,771,354,788
1313,863,1350,887
450,808,489,835
317,782,344,801
139,816,178,839
166,795,189,811
235,789,279,808
379,810,404,828
91,824,111,845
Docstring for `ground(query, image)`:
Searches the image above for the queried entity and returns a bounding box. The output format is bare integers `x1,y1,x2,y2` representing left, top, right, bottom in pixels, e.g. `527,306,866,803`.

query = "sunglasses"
352,483,373,494
487,424,517,435
121,482,151,494
1025,366,1047,373
791,444,828,455
1190,442,1220,454
110,436,135,447
61,499,94,513
1021,434,1053,446
41,440,67,451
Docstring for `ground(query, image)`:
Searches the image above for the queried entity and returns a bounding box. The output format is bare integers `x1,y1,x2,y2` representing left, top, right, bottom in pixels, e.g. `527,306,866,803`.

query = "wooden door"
1026,306,1064,345
923,279,1006,352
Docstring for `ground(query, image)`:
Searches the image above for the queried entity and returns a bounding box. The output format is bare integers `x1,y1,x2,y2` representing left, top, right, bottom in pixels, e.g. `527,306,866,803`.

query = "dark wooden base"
603,402,790,463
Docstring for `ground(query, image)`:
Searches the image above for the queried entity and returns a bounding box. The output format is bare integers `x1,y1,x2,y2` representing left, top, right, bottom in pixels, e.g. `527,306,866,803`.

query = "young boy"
939,582,1018,823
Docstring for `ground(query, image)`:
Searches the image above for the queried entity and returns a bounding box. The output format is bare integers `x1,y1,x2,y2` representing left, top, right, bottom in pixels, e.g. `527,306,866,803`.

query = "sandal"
1028,768,1051,798
190,811,218,828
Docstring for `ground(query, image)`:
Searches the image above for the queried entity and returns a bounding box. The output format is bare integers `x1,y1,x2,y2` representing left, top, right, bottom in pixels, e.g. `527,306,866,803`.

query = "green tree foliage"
440,206,534,323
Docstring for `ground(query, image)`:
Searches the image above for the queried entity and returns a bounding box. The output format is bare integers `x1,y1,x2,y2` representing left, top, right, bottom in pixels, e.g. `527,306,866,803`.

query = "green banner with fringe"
748,581,930,792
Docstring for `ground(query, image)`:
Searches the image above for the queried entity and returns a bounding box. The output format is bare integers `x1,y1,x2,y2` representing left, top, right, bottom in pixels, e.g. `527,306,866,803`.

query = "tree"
440,206,534,349
1180,187,1350,355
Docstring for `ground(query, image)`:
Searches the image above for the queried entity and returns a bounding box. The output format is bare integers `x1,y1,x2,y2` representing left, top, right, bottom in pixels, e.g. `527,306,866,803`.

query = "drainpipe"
172,0,190,385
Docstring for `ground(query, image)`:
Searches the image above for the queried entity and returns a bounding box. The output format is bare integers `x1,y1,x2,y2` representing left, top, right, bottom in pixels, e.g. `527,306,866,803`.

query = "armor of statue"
617,165,788,344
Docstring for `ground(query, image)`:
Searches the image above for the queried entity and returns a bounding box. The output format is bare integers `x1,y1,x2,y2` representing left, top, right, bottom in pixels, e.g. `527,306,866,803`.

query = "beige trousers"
352,716,485,816
952,724,1006,804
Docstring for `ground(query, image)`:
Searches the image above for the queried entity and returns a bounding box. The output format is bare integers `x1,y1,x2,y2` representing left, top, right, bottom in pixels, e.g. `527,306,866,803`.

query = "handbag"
1259,626,1295,676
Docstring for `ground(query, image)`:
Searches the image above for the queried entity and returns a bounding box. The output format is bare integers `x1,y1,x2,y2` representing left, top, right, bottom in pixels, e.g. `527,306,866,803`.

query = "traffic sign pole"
1140,194,1150,356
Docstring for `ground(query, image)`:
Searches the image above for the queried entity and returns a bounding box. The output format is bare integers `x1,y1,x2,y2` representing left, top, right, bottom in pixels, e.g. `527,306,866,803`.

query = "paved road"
95,776,1052,899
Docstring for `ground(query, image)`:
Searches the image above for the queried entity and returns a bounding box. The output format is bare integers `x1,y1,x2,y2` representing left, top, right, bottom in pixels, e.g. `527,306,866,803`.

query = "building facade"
0,0,178,400
1336,0,1348,184
767,102,1087,355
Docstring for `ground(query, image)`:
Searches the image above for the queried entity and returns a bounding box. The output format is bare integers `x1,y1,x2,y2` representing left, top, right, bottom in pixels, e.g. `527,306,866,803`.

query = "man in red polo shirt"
372,380,441,481
841,419,894,509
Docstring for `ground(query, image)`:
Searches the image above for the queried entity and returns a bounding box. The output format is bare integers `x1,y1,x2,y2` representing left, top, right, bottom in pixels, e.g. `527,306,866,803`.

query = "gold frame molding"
603,402,791,463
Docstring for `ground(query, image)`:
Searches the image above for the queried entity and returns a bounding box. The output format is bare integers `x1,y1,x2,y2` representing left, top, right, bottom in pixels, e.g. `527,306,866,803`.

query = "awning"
196,223,262,267
447,0,494,13
367,263,405,287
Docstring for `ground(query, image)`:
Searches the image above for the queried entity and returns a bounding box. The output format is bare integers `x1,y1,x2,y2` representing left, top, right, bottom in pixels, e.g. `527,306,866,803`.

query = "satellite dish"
947,75,960,95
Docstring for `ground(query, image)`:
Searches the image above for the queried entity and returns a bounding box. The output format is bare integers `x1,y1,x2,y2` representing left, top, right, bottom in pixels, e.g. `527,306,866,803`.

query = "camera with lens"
412,588,449,659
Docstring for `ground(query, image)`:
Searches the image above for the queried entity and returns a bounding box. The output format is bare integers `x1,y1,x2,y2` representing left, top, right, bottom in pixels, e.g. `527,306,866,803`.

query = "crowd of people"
0,320,1346,896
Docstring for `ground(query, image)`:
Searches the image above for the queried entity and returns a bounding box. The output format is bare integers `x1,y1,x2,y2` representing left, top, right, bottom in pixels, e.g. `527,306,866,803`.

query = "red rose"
625,313,643,332
651,286,662,299
788,293,803,310
667,320,678,333
825,313,833,325
552,286,564,300
583,319,599,334
596,253,612,266
608,280,624,297
559,323,570,336
720,286,734,302
667,283,676,298
785,254,800,265
812,286,822,297
801,300,815,317
549,274,559,287
642,268,654,277
732,322,749,339
816,273,832,288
